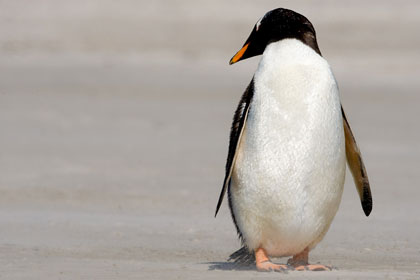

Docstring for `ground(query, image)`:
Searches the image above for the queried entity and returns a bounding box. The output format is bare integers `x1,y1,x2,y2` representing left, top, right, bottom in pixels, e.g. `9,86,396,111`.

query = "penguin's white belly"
230,39,346,257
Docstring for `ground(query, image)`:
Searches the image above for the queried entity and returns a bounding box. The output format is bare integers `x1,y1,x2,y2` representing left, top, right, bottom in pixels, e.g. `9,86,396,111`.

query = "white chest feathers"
230,39,346,256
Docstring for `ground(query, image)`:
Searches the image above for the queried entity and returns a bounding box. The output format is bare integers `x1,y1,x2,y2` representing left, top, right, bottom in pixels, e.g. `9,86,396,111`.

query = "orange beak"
229,43,250,65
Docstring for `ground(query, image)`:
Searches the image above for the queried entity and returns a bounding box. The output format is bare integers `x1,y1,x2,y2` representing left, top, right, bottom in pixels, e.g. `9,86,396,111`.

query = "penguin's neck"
256,39,325,73
252,38,335,114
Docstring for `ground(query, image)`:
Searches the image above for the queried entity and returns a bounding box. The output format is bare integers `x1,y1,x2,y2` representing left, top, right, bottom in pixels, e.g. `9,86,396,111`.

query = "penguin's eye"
256,17,262,31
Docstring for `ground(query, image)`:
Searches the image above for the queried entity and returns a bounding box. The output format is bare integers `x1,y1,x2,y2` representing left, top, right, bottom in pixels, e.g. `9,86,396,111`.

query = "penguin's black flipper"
342,106,373,216
215,79,254,217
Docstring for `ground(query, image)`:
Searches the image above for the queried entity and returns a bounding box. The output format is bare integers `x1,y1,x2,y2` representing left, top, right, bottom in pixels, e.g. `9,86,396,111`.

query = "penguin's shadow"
206,262,255,271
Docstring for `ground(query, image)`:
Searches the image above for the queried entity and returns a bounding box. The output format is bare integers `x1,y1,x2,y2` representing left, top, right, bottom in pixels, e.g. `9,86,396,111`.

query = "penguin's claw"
256,261,290,272
294,264,332,271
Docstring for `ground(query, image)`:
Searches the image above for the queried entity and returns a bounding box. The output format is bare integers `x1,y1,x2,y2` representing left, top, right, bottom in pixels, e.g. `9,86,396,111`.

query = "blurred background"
1,0,419,279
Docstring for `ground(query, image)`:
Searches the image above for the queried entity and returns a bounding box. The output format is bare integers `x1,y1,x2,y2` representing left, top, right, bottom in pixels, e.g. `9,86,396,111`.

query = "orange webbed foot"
255,247,291,272
287,247,333,271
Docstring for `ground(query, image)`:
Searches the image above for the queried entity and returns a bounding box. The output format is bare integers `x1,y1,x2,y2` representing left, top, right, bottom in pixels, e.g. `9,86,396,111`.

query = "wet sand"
1,1,420,279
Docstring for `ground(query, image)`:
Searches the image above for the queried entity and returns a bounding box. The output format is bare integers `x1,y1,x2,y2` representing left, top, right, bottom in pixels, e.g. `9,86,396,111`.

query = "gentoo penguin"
215,8,372,272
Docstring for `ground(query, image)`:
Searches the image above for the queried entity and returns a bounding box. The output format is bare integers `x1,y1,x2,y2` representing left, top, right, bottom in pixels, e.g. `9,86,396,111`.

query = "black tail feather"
228,246,255,266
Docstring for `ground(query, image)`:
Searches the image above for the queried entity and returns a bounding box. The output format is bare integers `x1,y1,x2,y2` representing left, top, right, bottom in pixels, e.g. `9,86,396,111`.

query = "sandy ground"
1,1,420,279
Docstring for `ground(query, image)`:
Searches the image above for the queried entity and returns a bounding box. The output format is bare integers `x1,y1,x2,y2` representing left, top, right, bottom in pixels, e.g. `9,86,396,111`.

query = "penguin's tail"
227,246,255,265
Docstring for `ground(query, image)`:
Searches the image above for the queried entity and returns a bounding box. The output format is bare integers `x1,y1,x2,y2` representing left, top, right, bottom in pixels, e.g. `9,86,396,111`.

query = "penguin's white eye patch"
256,17,262,31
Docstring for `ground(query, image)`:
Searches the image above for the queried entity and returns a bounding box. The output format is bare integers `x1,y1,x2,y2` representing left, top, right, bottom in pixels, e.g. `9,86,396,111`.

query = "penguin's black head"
230,8,321,64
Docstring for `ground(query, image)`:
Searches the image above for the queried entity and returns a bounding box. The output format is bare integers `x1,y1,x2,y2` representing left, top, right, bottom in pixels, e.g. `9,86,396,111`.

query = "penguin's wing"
342,106,373,216
215,79,254,217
